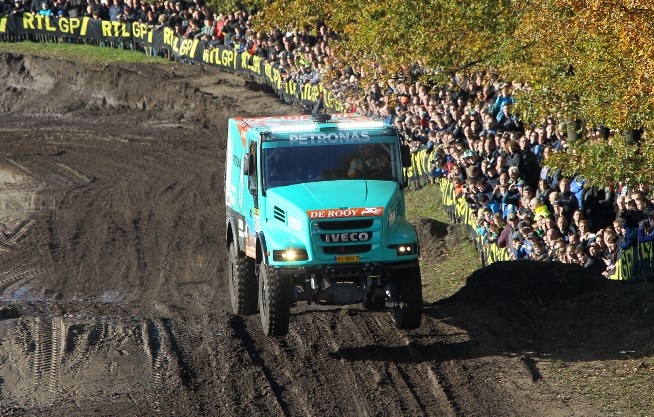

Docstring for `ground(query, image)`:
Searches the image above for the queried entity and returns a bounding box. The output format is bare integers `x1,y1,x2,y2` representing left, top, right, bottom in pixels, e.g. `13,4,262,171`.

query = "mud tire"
258,263,292,337
392,266,423,329
228,241,257,315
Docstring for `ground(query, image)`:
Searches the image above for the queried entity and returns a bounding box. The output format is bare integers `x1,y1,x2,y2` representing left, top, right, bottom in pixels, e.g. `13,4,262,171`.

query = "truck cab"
225,113,422,336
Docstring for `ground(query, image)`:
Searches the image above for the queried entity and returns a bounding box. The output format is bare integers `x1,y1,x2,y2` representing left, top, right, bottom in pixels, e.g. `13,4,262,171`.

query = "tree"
258,0,523,85
508,0,654,187
256,0,654,186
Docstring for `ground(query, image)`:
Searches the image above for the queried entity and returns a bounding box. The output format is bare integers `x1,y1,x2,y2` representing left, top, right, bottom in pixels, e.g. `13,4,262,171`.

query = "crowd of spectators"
359,73,654,277
4,0,339,87
4,0,654,277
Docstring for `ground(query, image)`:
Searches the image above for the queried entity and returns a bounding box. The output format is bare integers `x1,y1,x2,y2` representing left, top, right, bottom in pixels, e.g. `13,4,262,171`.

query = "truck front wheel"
228,242,257,315
258,263,292,337
392,266,423,329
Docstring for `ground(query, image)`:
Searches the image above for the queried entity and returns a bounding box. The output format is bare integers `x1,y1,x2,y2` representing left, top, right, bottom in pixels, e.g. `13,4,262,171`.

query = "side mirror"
242,154,251,175
401,143,412,168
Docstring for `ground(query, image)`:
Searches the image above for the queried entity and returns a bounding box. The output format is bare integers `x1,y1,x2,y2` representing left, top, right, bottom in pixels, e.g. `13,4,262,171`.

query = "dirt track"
0,53,652,417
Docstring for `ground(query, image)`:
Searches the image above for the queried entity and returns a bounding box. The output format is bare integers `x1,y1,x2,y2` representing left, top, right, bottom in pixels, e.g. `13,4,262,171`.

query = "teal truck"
225,113,422,336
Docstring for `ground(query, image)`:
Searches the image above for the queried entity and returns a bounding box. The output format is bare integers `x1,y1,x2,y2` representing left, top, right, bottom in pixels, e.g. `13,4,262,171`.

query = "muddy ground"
0,53,652,417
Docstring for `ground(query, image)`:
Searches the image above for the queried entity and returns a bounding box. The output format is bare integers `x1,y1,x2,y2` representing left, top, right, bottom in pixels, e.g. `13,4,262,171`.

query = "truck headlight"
273,248,309,262
389,243,417,256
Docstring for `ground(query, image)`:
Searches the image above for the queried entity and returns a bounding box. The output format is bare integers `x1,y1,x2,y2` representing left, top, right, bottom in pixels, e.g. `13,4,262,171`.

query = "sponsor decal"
307,207,383,219
289,131,370,145
322,232,371,243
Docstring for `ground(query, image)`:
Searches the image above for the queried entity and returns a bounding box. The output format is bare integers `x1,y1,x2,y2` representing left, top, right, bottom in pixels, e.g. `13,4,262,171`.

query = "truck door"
243,139,259,258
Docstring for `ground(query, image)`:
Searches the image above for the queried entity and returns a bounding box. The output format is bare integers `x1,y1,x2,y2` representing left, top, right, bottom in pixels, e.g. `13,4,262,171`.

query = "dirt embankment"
0,52,651,416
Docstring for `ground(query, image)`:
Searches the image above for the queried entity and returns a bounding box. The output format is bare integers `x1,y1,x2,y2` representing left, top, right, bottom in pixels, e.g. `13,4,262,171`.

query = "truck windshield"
263,142,400,189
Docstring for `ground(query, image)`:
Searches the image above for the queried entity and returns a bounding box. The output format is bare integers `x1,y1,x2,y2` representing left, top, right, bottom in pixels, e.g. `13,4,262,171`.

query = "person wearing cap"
461,148,481,182
497,212,519,250
482,161,500,189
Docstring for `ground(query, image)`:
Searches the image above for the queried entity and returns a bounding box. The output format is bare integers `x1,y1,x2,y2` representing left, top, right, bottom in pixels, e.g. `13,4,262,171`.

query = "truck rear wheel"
258,263,291,337
228,242,257,315
392,266,423,329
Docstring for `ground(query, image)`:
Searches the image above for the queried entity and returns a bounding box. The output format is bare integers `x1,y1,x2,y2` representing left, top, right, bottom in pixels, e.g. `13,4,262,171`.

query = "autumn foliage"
251,0,654,186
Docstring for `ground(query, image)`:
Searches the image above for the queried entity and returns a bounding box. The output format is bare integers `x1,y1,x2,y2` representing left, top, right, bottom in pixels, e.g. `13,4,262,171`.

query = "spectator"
613,217,636,250
557,215,573,241
108,0,123,21
482,162,500,188
577,219,595,248
530,196,551,220
535,178,552,203
489,84,513,117
11,0,27,16
637,211,654,243
510,237,528,260
571,209,585,232
619,198,641,229
576,246,604,275
551,240,568,262
183,18,201,39
30,0,48,14
530,239,550,261
38,0,54,15
495,183,520,219
602,234,621,277
563,243,578,264
539,146,561,189
557,177,580,220
122,5,136,22
518,135,539,183
544,227,561,251
507,166,523,188
497,212,518,249
504,140,523,172
593,229,607,252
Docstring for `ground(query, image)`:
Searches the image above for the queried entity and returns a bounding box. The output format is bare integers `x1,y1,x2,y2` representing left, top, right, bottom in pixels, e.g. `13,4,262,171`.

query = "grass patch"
0,42,166,66
541,358,654,416
405,184,479,303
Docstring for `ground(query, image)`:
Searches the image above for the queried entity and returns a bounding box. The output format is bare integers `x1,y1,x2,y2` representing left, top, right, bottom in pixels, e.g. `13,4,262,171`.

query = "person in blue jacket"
637,212,654,243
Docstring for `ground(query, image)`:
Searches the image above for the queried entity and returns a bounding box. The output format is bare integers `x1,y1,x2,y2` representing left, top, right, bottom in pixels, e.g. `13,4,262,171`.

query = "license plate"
336,255,359,263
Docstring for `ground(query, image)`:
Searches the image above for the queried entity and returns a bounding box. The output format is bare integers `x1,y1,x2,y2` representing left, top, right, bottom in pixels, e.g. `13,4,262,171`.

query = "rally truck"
225,113,422,336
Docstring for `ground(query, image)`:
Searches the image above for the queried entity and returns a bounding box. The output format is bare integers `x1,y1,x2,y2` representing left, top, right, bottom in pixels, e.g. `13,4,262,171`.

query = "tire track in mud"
0,313,206,413
354,313,457,416
229,307,461,417
2,315,64,407
0,264,43,302
226,315,291,417
329,310,458,417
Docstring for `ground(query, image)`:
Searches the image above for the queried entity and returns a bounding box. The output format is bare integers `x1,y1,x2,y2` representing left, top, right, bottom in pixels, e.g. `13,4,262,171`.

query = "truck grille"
317,219,373,230
312,217,381,259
